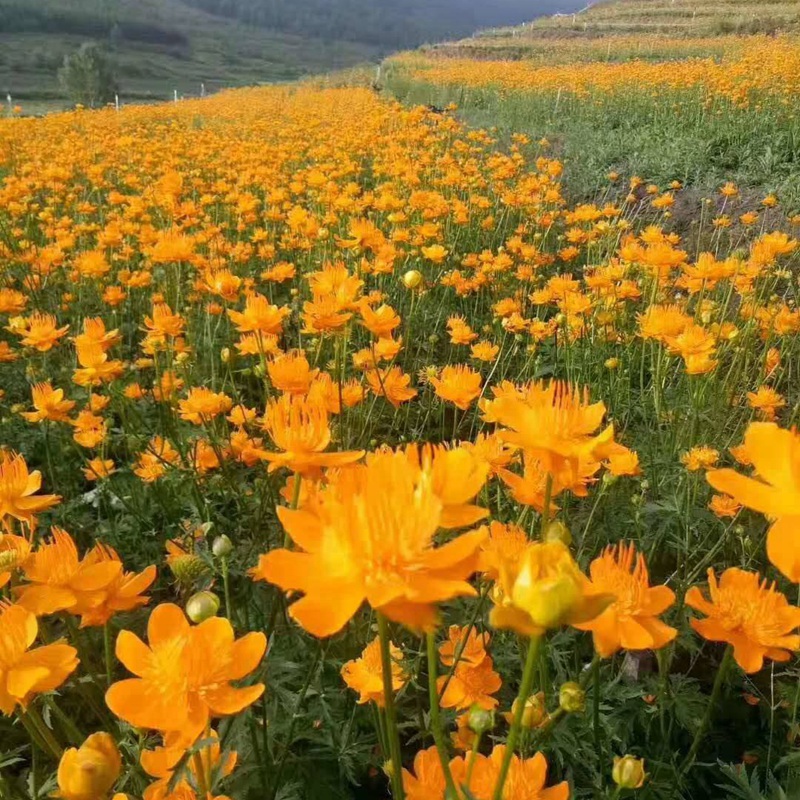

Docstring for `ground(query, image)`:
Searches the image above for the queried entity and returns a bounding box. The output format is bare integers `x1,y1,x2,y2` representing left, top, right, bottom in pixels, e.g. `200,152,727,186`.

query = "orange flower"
16,527,122,616
267,351,318,395
83,458,116,481
0,451,60,527
178,388,233,425
430,365,482,410
71,410,108,449
488,380,614,480
461,746,569,800
574,543,676,658
0,534,31,588
360,302,401,338
402,745,568,800
140,729,236,800
478,521,528,582
470,340,499,362
106,603,266,746
251,445,487,636
21,382,76,423
341,636,407,707
134,436,181,483
12,312,69,351
366,366,417,407
708,494,741,519
259,393,363,475
681,446,719,472
227,293,289,335
438,624,489,668
57,732,121,800
0,602,78,714
686,568,800,673
707,422,800,581
73,544,157,627
73,341,124,387
438,653,501,711
746,386,786,421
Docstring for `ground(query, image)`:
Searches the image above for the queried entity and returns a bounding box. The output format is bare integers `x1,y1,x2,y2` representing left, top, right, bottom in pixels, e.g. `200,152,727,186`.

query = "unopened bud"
468,706,495,734
186,591,220,623
212,534,233,558
511,692,546,729
402,269,423,289
559,681,585,713
544,519,572,546
612,755,646,789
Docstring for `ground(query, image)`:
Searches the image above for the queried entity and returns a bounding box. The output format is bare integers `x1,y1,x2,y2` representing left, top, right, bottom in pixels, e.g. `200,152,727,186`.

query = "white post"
173,89,178,103
115,93,119,111
201,82,206,97
6,93,11,115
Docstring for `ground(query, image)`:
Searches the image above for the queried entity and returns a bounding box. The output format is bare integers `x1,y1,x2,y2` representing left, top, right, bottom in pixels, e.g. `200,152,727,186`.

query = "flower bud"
544,519,572,547
402,269,423,289
212,534,233,558
612,755,646,789
186,590,220,623
220,347,231,363
57,732,121,800
559,681,585,713
468,705,495,734
604,357,619,370
511,692,546,729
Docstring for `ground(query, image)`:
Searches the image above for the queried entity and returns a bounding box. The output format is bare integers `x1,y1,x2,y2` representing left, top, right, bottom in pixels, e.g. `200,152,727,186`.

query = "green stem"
593,656,601,753
24,707,62,760
221,557,233,622
426,633,458,798
680,645,733,774
104,623,113,685
377,614,405,800
192,751,210,797
492,635,542,800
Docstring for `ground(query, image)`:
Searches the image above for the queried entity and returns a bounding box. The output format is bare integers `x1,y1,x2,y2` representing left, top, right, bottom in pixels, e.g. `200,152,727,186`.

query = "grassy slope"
385,0,800,203
0,0,380,103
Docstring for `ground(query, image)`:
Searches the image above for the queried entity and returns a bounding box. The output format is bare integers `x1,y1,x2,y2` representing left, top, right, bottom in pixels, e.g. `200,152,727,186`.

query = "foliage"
57,42,118,107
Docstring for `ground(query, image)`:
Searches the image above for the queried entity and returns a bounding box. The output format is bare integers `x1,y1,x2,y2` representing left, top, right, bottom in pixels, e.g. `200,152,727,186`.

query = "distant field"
384,1,800,204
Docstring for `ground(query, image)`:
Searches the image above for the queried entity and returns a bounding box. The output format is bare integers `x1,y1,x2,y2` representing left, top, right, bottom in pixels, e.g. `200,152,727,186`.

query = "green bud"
212,534,233,558
559,681,585,713
468,705,495,734
186,591,220,623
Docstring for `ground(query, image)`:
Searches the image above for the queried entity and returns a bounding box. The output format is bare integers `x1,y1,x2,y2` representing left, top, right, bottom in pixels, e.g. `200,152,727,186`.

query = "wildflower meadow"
2,12,800,800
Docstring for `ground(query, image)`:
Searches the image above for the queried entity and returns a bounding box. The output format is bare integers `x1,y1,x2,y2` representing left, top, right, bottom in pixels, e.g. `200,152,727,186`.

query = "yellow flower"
57,733,121,800
490,540,611,637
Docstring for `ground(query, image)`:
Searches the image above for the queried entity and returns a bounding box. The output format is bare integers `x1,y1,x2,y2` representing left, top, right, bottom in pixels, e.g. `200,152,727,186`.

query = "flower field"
2,29,800,800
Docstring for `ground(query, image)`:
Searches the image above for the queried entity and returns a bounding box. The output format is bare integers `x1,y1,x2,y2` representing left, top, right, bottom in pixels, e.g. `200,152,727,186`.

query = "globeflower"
259,393,364,475
430,365,483,410
178,388,233,425
0,603,78,714
57,732,121,800
0,451,60,527
16,527,122,616
686,568,800,673
20,382,76,424
106,603,266,746
573,543,676,657
707,422,800,581
341,636,407,707
251,445,487,637
490,540,610,637
488,380,614,481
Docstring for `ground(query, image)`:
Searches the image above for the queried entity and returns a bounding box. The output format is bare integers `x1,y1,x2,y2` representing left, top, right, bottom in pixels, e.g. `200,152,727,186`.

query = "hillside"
429,0,800,58
0,0,585,103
